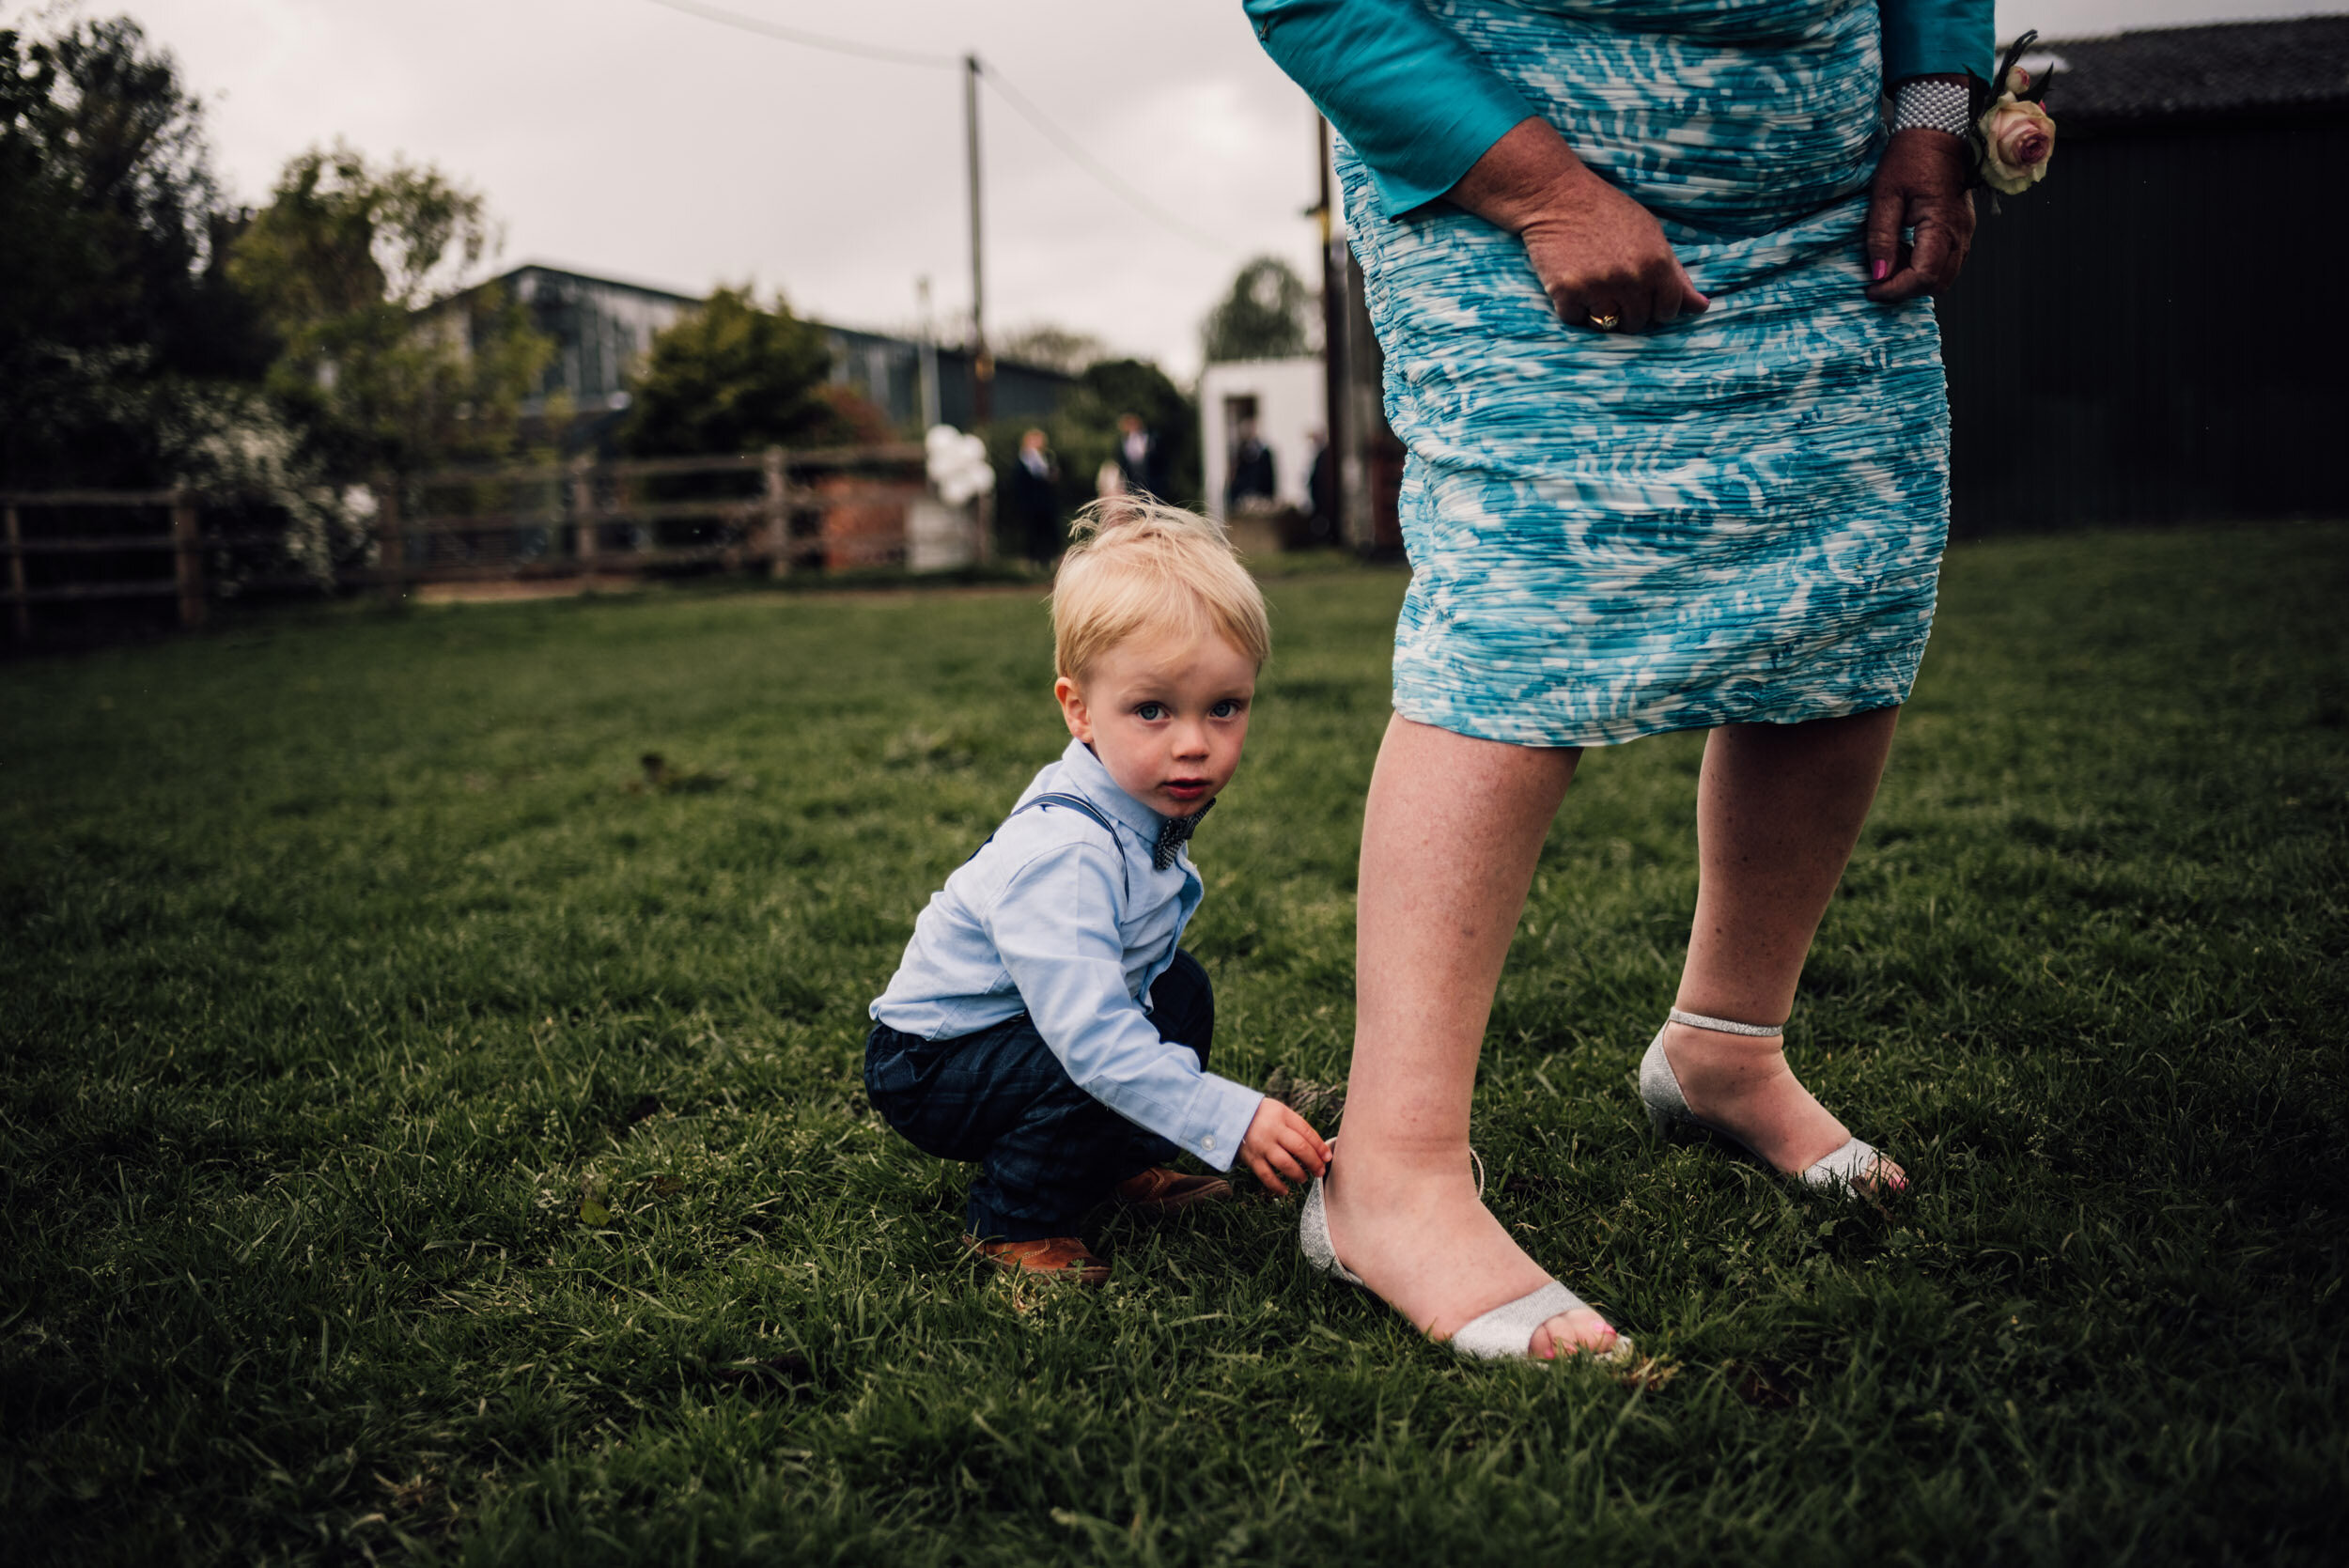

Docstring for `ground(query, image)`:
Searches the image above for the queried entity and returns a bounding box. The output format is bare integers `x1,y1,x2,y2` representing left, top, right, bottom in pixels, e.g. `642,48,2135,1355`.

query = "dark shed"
1937,15,2349,534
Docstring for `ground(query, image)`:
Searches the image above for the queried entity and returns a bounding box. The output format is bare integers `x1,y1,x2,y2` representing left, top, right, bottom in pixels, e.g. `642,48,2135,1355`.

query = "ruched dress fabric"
1343,0,1952,746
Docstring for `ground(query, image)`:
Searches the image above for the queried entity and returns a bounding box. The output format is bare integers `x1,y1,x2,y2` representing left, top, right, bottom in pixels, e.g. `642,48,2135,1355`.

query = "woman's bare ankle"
1660,1020,1852,1172
1660,1022,1793,1100
1324,1132,1478,1211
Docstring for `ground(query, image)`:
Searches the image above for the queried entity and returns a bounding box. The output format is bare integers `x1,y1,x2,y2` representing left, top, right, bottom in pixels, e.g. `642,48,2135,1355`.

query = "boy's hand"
1239,1098,1330,1196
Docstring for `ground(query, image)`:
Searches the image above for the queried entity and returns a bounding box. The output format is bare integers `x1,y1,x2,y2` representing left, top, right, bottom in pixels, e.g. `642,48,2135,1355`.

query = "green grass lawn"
4,526,2346,1566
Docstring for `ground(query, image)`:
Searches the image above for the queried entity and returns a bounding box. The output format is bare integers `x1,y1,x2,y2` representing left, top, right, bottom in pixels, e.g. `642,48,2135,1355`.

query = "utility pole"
916,274,941,430
964,53,993,426
1315,116,1347,548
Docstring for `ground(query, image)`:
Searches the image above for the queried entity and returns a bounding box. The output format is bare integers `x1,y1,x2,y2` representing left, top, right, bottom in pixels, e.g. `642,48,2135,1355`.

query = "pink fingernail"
1871,259,1889,282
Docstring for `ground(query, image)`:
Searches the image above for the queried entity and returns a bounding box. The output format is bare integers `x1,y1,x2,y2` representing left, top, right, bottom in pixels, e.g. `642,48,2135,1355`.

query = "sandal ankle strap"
1667,1007,1785,1037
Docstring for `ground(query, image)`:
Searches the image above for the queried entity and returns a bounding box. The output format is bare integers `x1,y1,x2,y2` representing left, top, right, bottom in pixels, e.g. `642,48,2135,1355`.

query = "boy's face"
1054,627,1255,818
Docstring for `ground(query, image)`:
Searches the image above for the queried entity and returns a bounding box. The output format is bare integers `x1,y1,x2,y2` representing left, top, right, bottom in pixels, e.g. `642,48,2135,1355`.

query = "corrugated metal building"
1937,16,2349,533
463,263,1072,445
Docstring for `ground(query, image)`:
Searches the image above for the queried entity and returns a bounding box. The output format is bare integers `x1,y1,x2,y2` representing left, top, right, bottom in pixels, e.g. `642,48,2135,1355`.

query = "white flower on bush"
926,425,996,506
165,382,357,584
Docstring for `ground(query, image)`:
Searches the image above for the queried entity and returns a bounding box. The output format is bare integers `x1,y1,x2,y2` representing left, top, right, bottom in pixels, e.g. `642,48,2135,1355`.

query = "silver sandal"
1299,1157,1633,1364
1640,1008,1897,1194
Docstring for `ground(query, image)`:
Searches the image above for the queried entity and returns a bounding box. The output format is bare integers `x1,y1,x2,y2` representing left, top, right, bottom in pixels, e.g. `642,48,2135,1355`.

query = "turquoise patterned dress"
1249,0,1992,745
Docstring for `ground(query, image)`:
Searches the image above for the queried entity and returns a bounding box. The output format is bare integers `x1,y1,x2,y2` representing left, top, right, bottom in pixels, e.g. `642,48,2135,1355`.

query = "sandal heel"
1638,1017,1900,1197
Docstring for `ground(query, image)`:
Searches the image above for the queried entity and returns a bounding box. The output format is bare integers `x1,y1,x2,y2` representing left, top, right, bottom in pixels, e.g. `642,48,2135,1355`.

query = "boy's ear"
1054,675,1094,744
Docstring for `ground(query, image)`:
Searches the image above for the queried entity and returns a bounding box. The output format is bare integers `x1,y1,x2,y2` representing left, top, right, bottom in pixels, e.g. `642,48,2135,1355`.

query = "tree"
1,18,216,352
229,143,551,477
0,16,270,486
983,356,1199,530
1081,358,1198,504
620,287,843,457
0,19,370,588
993,323,1111,377
1200,256,1315,364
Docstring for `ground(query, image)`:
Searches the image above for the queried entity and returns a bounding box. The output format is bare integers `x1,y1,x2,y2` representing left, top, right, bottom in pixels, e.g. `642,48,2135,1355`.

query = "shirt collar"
1058,737,1178,846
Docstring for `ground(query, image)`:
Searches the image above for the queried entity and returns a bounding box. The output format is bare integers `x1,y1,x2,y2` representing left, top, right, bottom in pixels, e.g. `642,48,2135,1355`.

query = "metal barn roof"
2031,14,2349,130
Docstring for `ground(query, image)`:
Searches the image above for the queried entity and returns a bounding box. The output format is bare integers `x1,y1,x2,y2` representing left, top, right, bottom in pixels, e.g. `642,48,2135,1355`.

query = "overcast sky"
18,0,2340,381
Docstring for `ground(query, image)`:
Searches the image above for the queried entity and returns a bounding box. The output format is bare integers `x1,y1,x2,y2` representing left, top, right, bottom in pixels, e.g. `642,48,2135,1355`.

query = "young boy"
865,499,1330,1284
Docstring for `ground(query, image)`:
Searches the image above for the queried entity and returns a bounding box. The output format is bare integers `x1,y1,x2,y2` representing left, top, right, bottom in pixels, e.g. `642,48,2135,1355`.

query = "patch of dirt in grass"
1725,1358,1801,1410
1263,1065,1346,1126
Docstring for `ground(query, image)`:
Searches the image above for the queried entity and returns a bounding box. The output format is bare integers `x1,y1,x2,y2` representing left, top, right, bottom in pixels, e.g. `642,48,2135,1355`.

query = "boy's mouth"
1163,778,1211,805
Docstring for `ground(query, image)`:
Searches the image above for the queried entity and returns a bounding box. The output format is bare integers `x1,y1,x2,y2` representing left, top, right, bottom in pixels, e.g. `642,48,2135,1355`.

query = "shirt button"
1202,1136,1215,1150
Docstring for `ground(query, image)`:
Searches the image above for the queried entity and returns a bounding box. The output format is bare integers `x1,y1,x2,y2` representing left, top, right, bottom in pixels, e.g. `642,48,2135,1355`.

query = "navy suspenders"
1008,791,1117,837
968,790,1128,894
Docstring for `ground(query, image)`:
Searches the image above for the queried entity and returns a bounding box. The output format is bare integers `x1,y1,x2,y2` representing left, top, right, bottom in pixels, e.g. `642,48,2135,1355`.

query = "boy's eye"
1210,699,1242,719
1135,702,1166,722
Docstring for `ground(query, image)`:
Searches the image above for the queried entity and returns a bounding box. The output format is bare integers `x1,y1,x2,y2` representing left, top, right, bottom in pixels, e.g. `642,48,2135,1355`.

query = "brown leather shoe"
964,1234,1111,1286
1112,1167,1233,1212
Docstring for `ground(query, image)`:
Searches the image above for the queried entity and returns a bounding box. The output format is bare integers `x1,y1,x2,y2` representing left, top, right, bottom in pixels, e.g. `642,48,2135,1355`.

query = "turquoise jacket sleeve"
1880,0,1996,81
1243,0,1535,215
1245,0,1997,218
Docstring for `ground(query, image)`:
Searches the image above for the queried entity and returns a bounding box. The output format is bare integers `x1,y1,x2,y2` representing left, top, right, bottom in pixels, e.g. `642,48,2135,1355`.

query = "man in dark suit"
1007,427,1061,565
1226,418,1277,516
1306,428,1336,545
1114,413,1168,501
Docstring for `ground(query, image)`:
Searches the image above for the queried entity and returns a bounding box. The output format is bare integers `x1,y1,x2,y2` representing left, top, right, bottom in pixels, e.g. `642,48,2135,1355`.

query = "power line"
630,0,1231,255
635,0,957,70
973,61,1230,255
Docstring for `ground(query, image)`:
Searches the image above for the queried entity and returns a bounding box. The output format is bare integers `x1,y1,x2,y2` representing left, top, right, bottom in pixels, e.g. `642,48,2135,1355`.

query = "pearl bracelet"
1890,77,1973,139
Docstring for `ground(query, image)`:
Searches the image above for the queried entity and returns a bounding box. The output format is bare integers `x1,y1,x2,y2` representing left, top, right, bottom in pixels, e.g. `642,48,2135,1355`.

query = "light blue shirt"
870,738,1264,1172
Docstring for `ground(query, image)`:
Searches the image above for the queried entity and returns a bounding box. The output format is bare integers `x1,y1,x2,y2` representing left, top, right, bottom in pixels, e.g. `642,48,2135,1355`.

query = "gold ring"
1589,313,1620,331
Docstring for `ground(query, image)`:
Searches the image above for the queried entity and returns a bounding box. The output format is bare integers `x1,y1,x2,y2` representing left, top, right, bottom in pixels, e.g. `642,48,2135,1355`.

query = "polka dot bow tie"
1153,799,1213,871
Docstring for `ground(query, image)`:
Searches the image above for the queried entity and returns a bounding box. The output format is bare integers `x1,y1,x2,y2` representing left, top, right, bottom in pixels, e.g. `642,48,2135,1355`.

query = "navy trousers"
865,950,1214,1242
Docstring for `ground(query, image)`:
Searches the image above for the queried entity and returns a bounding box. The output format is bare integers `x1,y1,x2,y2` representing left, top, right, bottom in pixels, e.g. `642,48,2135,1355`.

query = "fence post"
171,489,205,630
570,455,598,582
373,477,403,604
973,489,994,567
764,446,790,579
4,502,26,642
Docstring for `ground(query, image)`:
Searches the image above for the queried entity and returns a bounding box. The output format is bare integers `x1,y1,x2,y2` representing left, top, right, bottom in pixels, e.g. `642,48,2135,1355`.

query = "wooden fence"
1,443,977,642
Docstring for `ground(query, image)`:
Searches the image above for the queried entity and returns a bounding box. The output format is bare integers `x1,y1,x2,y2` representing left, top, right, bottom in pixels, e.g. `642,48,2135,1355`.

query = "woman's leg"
1661,706,1906,1187
1324,715,1619,1358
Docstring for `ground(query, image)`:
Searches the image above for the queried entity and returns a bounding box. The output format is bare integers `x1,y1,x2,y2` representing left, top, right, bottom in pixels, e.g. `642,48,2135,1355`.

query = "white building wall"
1198,358,1326,526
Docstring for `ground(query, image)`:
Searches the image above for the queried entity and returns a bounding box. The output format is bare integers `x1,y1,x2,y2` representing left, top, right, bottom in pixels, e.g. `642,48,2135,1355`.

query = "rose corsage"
1968,30,2057,196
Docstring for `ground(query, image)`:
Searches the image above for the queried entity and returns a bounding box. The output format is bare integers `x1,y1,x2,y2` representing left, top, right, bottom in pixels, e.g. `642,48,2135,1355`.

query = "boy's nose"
1172,722,1210,758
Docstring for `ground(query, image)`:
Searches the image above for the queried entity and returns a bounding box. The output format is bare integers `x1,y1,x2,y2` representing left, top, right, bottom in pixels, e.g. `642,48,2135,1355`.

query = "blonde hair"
1050,498,1271,681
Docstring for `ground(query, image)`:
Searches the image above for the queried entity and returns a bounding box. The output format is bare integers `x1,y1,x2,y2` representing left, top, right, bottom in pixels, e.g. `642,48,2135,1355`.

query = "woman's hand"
1863,125,1976,303
1449,116,1707,332
1239,1097,1330,1196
